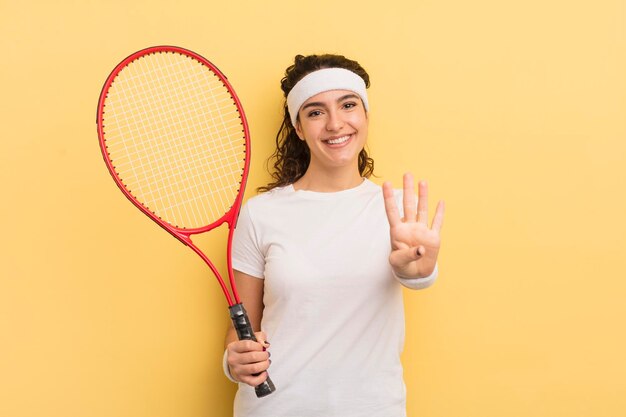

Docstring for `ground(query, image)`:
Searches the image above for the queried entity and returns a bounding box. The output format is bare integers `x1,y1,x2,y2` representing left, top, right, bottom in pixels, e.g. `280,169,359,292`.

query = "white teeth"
326,135,350,144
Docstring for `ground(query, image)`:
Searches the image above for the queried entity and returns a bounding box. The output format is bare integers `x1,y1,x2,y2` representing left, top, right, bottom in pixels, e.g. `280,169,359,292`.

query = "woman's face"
295,89,369,172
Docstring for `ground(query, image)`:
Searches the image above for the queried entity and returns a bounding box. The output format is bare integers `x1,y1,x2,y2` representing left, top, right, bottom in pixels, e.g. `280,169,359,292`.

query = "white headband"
286,68,369,126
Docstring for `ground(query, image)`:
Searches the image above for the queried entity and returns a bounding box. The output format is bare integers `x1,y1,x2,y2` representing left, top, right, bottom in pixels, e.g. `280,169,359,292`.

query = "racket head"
96,46,250,238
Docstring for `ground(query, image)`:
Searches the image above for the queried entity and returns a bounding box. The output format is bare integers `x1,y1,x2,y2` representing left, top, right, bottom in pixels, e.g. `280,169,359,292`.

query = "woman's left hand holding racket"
227,330,271,387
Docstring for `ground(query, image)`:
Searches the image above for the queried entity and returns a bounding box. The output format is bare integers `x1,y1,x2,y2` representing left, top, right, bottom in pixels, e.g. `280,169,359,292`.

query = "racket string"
130,163,244,219
109,127,245,223
139,52,218,227
169,53,241,222
102,50,247,229
142,53,223,226
117,73,190,225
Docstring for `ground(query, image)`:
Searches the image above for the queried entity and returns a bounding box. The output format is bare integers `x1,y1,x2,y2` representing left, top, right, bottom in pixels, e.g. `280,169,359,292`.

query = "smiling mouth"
323,135,351,145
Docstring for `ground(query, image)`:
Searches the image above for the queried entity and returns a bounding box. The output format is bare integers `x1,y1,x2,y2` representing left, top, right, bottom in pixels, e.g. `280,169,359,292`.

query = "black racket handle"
228,303,276,398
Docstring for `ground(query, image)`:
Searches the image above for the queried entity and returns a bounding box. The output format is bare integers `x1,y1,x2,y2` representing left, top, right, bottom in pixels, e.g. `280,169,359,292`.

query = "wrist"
393,264,438,289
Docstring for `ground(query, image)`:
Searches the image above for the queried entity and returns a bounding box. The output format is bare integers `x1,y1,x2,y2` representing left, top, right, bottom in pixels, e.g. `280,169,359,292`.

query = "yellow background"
1,1,625,416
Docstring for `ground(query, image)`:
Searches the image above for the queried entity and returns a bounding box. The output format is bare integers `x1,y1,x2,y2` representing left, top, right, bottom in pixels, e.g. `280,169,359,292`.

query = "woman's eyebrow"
301,101,325,111
337,93,360,102
301,94,361,111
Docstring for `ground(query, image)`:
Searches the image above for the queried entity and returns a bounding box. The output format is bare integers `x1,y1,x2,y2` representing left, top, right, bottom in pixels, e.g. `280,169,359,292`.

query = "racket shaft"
229,304,276,397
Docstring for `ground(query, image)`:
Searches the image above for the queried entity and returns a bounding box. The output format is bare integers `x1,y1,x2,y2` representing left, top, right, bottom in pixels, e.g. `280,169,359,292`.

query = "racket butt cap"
255,379,276,397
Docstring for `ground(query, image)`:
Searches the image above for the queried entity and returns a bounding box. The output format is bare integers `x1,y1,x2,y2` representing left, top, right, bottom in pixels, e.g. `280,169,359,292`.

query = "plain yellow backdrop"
1,1,625,416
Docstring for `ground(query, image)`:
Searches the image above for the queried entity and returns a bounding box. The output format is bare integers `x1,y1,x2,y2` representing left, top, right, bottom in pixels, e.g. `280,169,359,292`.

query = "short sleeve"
232,203,265,279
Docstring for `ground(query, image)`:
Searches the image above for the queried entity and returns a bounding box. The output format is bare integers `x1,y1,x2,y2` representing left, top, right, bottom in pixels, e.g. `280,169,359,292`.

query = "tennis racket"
96,45,275,397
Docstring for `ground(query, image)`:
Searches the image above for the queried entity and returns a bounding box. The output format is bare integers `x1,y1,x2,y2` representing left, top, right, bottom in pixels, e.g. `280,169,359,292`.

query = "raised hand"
382,173,444,279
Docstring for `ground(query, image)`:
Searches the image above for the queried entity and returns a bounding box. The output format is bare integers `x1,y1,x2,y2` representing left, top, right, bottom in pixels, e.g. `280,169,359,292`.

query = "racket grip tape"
228,303,276,398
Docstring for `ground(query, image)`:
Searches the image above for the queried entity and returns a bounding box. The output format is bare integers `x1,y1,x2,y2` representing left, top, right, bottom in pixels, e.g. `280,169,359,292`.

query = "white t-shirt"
231,179,436,417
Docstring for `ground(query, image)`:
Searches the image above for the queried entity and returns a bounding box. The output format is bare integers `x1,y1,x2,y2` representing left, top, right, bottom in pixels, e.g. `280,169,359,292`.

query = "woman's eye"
308,110,322,117
343,102,357,109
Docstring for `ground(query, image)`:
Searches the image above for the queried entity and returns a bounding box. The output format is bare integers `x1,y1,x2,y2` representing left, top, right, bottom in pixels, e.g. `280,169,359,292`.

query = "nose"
325,109,344,131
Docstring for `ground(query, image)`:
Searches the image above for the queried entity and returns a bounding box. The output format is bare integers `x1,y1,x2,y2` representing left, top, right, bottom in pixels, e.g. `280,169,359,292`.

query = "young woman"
223,54,444,417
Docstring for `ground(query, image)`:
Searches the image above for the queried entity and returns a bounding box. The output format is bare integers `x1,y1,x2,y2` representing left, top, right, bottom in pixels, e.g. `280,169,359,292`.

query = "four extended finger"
383,181,401,227
431,200,445,233
386,174,444,235
417,179,429,225
403,173,417,222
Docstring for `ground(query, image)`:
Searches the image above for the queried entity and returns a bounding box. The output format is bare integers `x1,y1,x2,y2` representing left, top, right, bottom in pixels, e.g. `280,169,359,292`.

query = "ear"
294,119,305,141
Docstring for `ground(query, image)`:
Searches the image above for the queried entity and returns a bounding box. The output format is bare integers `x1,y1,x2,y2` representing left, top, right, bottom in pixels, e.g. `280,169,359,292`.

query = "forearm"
225,326,238,350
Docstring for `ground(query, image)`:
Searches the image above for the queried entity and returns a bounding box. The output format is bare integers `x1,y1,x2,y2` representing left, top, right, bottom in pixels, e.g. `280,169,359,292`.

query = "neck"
293,165,363,192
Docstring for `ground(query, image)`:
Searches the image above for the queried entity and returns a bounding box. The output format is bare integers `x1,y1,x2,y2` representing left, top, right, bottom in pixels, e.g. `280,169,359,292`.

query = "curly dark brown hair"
258,54,375,192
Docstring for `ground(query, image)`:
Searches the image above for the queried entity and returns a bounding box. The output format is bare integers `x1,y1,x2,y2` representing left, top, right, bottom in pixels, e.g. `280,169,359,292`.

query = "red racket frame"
96,46,251,307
